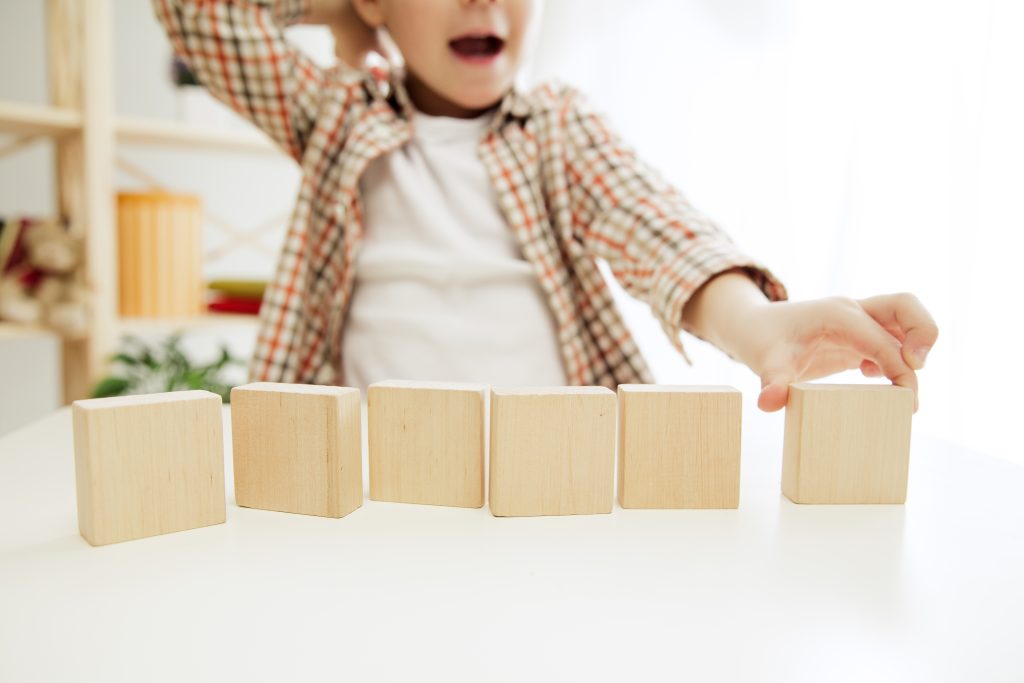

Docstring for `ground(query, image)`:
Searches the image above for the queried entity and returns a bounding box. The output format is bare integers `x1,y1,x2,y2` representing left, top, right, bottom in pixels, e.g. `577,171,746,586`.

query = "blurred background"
0,0,1020,465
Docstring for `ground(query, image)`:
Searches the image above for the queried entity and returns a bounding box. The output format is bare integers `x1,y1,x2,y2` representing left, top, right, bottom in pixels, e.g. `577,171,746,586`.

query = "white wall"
0,0,53,215
0,328,60,435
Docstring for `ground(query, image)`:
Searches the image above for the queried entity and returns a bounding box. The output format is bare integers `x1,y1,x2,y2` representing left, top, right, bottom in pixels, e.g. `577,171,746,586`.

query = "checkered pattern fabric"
155,0,788,389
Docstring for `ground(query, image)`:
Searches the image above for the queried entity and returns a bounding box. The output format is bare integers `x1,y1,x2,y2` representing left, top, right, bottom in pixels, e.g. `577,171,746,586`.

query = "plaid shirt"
155,0,787,389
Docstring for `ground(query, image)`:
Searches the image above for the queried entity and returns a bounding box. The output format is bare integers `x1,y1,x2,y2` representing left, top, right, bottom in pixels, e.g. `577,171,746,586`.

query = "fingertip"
757,384,789,412
860,359,883,378
889,373,920,414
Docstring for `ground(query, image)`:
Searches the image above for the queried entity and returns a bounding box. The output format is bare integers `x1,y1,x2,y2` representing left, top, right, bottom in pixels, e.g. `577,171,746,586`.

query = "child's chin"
450,86,509,113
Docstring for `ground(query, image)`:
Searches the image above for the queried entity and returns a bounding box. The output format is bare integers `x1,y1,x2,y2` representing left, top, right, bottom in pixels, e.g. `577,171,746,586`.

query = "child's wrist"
682,270,771,367
720,301,777,374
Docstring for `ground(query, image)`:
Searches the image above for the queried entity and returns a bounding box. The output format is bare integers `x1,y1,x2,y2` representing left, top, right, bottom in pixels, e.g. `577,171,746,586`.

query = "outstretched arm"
562,89,786,362
563,89,937,411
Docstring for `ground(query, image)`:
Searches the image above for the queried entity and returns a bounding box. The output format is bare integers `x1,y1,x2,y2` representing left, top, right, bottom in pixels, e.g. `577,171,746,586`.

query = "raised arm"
153,0,327,161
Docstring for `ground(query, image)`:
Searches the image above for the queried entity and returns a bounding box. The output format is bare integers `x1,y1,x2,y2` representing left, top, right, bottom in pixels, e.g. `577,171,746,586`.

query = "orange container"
117,192,203,318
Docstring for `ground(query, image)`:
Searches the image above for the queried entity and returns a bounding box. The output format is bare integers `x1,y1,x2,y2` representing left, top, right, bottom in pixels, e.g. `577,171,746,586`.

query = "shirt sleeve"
152,0,326,161
560,88,788,360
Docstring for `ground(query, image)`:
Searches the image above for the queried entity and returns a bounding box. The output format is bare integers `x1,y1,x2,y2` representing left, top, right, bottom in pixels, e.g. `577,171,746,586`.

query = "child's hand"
681,272,939,413
745,294,938,412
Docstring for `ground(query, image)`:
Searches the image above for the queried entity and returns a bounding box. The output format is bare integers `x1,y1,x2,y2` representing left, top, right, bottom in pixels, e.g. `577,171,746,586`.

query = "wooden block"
618,385,741,509
71,390,226,546
368,380,487,508
489,386,615,517
782,383,913,504
230,382,362,518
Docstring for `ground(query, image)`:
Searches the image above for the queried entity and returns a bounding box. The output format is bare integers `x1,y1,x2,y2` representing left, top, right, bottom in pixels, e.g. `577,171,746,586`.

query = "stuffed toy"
0,218,90,337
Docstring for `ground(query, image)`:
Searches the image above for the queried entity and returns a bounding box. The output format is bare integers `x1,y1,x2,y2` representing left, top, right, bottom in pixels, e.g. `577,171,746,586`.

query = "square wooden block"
71,390,226,546
231,382,362,518
489,386,616,517
368,380,487,508
782,383,913,504
618,385,741,509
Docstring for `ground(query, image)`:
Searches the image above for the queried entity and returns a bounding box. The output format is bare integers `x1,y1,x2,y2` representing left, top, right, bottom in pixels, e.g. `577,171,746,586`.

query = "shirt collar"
362,63,531,127
493,86,532,126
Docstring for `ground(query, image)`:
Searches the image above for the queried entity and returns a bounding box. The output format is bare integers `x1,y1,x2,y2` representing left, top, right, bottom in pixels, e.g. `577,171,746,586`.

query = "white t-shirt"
342,109,567,394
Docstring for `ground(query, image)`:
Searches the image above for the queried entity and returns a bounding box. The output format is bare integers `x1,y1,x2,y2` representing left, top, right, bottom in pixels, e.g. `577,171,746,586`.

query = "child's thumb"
757,373,793,412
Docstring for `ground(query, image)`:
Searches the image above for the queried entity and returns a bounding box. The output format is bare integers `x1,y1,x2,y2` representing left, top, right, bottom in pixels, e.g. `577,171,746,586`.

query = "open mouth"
448,34,506,62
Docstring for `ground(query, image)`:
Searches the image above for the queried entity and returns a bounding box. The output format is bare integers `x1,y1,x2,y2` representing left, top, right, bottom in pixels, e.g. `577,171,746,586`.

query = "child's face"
354,0,535,118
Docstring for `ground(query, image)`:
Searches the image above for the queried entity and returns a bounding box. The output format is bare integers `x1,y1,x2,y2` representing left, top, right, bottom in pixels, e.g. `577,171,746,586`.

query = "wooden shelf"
116,117,280,155
0,101,82,137
0,322,54,340
116,313,260,335
0,103,280,155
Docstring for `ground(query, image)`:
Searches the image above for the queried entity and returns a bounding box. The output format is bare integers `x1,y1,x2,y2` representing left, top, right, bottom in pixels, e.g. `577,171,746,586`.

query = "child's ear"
351,0,386,29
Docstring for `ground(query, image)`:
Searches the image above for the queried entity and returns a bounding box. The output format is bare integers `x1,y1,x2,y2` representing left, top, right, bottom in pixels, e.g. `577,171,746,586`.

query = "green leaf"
213,347,232,370
91,376,132,398
183,370,205,389
111,353,141,367
141,349,159,370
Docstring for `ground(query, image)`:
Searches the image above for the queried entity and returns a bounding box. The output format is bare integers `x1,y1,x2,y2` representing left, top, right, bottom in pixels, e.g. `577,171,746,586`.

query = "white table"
1,404,1022,682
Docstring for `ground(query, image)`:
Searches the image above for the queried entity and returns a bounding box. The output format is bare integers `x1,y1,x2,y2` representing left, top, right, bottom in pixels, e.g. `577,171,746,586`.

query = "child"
153,0,938,411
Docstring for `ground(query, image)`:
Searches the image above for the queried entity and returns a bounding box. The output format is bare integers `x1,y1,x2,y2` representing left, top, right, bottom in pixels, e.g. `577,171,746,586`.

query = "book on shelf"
207,296,261,315
206,278,267,300
204,278,266,315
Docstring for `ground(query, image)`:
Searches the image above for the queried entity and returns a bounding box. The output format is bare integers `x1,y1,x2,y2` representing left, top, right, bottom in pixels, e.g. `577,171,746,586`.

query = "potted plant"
92,334,244,402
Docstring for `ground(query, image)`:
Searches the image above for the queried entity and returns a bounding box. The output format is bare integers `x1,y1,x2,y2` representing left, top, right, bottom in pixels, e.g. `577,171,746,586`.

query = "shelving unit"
116,116,277,154
0,107,277,154
0,102,82,137
0,321,49,339
117,313,259,336
0,0,282,403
